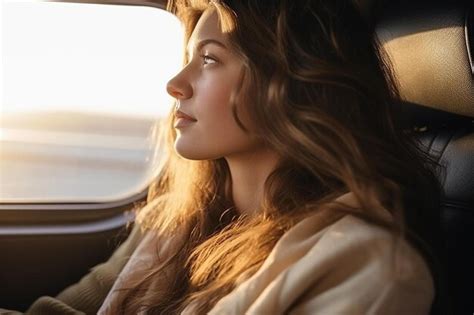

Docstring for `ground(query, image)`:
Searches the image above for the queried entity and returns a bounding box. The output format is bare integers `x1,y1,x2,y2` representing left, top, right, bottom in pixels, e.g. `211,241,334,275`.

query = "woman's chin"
174,140,208,160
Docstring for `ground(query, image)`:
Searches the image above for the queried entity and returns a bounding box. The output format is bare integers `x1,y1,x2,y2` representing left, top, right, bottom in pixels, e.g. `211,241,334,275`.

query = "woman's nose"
166,73,192,100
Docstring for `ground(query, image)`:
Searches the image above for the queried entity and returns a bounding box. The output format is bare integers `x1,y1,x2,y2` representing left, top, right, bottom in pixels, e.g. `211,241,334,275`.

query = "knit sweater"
0,193,434,314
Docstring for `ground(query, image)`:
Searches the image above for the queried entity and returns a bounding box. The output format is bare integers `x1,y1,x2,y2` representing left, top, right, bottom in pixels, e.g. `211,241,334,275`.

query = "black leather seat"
375,0,474,314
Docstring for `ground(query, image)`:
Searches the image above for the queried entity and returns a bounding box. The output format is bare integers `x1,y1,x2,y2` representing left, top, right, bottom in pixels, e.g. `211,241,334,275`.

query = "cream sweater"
1,192,434,314
205,214,434,314
98,192,434,314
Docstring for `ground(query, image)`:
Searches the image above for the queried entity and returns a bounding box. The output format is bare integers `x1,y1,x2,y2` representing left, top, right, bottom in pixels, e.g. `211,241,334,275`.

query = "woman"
4,0,445,314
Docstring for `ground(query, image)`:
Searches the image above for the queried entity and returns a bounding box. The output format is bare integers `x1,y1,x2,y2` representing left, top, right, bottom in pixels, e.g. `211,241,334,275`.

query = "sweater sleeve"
1,223,145,315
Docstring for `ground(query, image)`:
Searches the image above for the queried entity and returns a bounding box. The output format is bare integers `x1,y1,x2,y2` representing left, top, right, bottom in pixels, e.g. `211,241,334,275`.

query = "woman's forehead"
187,8,227,49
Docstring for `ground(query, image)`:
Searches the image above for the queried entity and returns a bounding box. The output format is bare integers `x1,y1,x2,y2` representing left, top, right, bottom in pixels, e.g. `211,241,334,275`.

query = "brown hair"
119,0,443,313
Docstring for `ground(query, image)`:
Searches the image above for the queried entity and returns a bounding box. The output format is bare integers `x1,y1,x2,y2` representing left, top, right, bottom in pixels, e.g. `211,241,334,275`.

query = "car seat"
375,0,474,314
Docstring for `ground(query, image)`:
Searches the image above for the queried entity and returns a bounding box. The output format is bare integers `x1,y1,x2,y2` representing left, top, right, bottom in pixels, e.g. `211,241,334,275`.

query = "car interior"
376,0,474,313
0,0,473,314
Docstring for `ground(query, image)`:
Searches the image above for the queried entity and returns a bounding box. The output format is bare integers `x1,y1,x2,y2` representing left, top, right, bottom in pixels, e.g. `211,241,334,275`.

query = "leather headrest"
376,1,474,119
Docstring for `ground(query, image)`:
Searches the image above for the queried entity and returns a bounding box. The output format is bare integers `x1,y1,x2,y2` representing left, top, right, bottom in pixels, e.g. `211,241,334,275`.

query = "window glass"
1,1,183,203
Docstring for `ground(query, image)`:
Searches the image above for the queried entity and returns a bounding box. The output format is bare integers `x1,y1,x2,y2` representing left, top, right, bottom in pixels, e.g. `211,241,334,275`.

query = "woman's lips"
174,110,197,128
174,117,196,128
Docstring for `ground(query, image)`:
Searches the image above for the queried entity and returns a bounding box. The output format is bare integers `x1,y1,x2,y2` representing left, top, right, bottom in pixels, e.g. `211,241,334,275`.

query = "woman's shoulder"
208,208,435,315
285,208,434,289
289,192,432,281
315,213,432,279
285,213,435,314
317,213,416,257
271,209,434,284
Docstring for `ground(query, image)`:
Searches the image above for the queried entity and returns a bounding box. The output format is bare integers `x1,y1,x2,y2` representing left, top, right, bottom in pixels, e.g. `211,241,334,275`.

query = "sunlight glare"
2,0,184,119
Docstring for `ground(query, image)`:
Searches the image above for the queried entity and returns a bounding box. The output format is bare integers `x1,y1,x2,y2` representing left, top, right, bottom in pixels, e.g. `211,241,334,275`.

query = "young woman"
3,0,445,314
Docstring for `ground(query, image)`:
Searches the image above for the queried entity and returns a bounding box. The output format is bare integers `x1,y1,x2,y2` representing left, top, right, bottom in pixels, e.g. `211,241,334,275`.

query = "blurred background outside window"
0,1,183,203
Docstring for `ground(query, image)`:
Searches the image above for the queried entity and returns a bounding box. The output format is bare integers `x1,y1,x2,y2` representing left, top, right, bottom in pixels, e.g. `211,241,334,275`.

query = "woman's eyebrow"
186,39,228,58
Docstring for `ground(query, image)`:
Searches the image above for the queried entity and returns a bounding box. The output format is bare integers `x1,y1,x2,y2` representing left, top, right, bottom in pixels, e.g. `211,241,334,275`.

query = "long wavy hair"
119,0,444,313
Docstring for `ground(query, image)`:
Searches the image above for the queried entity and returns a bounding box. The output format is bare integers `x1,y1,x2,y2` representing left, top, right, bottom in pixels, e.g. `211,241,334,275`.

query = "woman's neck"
225,147,280,215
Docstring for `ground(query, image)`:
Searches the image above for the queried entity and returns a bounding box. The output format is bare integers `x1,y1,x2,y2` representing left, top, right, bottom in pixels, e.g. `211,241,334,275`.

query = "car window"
1,1,183,203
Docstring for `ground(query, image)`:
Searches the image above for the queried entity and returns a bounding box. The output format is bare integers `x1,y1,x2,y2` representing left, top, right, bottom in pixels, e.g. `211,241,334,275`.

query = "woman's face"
166,8,260,160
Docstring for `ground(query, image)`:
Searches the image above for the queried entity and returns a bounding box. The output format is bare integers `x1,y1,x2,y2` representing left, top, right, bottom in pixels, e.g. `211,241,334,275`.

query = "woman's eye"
201,54,217,66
